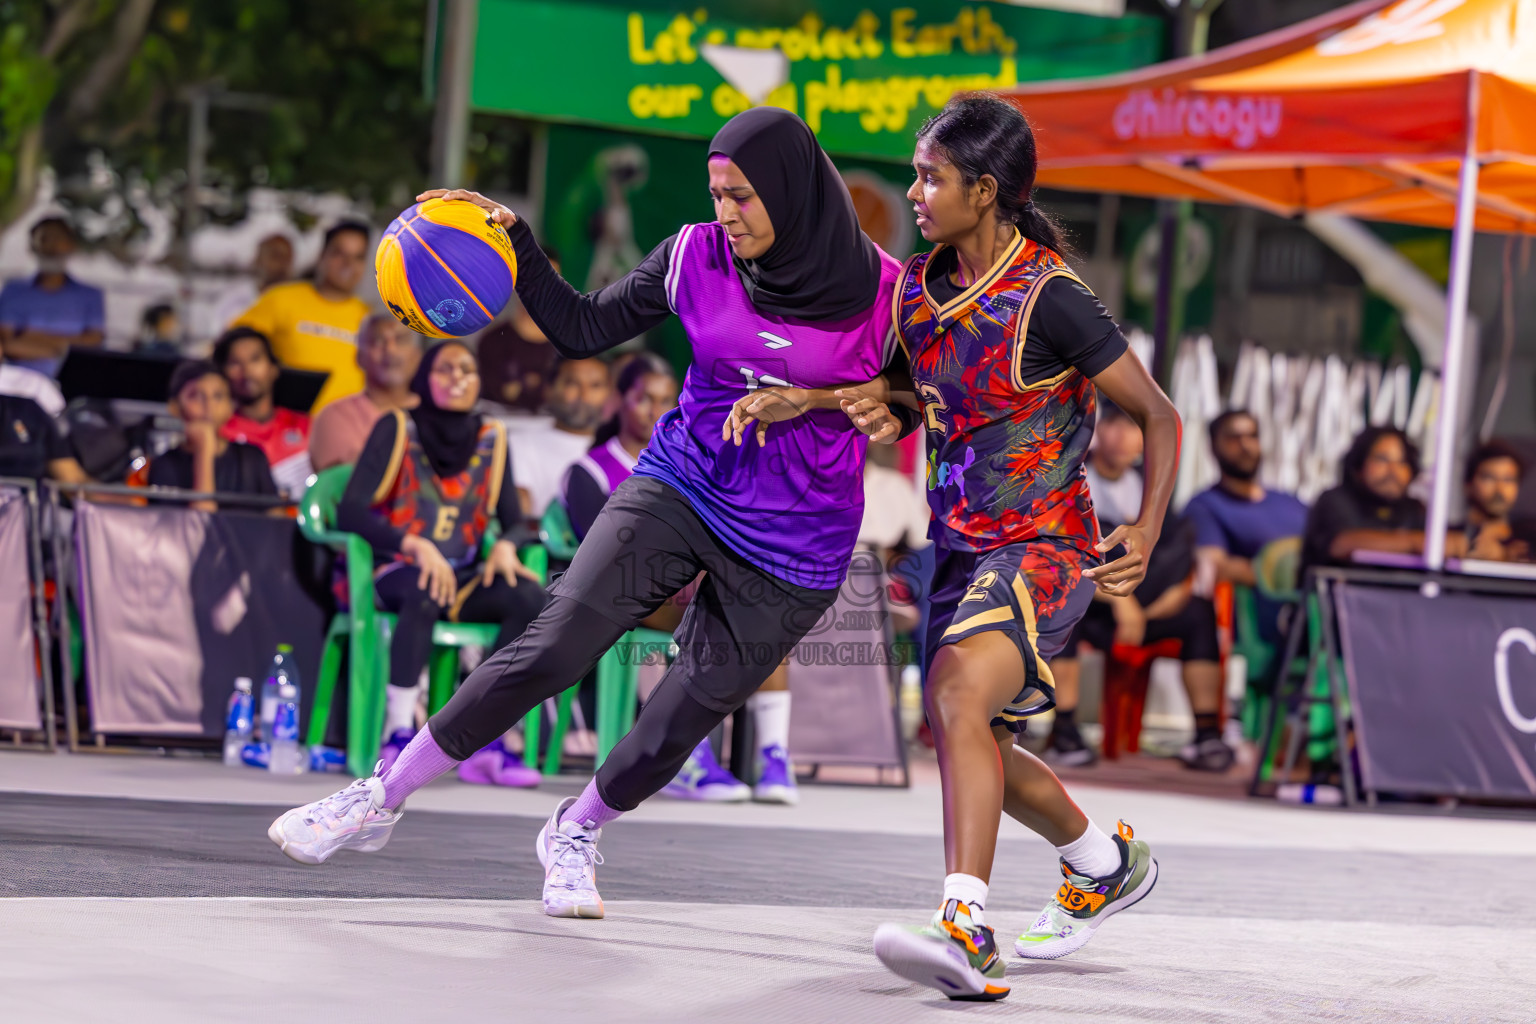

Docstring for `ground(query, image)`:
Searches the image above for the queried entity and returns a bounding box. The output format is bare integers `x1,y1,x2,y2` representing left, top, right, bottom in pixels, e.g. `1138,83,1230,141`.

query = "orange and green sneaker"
1015,820,1158,960
873,899,1010,1002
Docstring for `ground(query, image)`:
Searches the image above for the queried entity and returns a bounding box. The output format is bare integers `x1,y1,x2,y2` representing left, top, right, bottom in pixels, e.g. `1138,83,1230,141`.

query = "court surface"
3,750,1533,1023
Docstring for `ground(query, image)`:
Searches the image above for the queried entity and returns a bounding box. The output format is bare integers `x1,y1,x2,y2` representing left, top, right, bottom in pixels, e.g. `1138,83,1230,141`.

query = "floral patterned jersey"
894,230,1122,556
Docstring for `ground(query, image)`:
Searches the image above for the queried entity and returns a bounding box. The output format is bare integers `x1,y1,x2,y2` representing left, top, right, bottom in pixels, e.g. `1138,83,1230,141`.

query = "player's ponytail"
916,93,1071,259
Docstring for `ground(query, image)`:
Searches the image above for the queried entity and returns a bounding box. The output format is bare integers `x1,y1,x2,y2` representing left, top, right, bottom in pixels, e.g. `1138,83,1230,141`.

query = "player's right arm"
417,188,671,359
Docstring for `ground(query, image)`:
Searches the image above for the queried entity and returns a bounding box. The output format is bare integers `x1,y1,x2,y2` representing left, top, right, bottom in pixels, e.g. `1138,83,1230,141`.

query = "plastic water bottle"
269,680,304,775
1276,782,1343,806
259,644,298,741
222,677,255,766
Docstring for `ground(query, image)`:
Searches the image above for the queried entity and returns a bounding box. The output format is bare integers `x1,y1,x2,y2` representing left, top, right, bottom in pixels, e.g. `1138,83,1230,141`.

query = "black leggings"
375,566,548,690
427,476,838,810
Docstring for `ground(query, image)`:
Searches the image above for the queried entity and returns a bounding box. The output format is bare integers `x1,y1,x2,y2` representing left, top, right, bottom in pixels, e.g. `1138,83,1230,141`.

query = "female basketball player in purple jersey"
267,108,915,917
863,95,1181,1001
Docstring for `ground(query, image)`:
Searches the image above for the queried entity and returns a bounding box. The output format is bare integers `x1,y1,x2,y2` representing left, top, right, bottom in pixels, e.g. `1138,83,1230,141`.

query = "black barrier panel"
1336,582,1536,800
77,502,327,738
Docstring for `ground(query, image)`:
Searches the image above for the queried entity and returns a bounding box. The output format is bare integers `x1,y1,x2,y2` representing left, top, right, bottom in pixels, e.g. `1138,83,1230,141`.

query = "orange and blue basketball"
375,198,517,338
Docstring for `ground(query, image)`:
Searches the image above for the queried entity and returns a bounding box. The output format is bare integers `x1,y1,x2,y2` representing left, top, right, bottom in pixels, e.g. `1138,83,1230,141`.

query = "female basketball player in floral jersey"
266,108,918,917
865,95,1182,1001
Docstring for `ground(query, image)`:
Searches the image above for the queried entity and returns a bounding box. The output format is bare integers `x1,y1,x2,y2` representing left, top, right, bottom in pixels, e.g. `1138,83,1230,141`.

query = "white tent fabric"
1190,342,1441,508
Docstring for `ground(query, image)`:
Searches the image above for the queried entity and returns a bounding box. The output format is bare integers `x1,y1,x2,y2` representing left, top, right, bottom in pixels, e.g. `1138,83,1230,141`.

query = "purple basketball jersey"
635,222,899,589
571,436,637,497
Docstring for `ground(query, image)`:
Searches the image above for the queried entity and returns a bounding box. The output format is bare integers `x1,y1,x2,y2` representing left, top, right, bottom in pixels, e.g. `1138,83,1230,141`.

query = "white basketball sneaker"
268,774,403,866
535,796,606,919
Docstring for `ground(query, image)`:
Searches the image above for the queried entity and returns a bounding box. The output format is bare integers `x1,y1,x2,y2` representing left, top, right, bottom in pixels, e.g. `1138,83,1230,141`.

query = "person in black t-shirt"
0,392,88,483
1449,440,1532,563
133,360,276,511
1301,426,1426,573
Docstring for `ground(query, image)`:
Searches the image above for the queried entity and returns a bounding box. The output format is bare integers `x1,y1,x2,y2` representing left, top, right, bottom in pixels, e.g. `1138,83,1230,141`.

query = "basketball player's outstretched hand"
835,389,901,444
1085,523,1156,597
723,387,809,446
416,189,518,229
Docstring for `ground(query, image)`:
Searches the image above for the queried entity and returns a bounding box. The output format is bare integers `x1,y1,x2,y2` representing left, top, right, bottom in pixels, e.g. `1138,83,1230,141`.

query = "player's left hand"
835,387,901,444
1085,523,1158,597
723,387,807,446
417,188,518,230
483,539,542,588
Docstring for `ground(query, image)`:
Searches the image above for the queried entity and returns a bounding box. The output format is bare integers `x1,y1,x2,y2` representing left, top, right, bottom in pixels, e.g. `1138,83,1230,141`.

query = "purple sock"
562,778,624,830
379,725,458,809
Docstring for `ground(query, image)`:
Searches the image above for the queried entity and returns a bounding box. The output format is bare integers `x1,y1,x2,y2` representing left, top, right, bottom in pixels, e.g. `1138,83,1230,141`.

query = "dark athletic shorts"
549,474,840,713
925,537,1097,733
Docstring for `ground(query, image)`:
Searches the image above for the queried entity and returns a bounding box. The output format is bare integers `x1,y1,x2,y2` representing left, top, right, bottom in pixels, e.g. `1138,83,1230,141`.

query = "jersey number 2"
917,383,949,434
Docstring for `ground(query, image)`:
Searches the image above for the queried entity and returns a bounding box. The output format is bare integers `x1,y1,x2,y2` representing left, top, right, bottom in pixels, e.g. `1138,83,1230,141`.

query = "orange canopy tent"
1004,0,1536,234
1001,0,1536,571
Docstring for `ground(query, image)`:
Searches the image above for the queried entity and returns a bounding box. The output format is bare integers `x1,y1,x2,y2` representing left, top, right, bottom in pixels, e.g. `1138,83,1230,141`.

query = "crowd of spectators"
1041,400,1536,775
3,209,1533,782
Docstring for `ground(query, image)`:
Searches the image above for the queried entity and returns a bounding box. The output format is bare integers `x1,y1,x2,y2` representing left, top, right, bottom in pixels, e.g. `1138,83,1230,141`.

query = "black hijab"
409,341,483,478
708,107,882,322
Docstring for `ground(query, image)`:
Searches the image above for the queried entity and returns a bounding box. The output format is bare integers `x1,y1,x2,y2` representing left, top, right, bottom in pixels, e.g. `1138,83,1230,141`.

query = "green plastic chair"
298,464,549,778
1230,537,1304,744
538,499,676,768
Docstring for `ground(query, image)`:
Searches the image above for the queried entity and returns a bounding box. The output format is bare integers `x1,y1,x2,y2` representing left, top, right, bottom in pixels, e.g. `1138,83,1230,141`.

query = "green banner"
474,0,1159,160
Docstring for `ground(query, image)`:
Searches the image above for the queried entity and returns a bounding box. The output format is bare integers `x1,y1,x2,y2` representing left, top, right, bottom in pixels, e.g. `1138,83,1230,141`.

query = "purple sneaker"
378,729,415,775
663,738,750,802
752,744,798,805
457,739,541,788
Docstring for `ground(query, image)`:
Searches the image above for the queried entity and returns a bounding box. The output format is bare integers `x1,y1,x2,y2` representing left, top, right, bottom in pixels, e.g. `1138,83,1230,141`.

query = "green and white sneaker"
874,900,1010,1002
1015,820,1158,960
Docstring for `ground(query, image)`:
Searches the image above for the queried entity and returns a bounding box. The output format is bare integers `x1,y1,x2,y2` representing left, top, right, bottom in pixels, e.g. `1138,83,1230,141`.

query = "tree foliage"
2,0,435,230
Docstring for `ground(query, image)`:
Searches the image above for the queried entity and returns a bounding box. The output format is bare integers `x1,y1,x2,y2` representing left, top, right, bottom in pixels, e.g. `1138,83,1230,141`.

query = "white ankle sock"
749,690,791,754
943,872,989,925
1055,822,1122,878
384,684,418,737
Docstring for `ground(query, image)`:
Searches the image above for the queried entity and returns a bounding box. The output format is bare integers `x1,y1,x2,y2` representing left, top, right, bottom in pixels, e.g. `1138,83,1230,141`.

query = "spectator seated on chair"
1448,440,1533,563
0,217,104,379
212,327,312,499
308,313,422,473
231,221,370,412
0,341,85,484
213,233,294,333
135,302,182,357
1046,401,1230,772
337,340,547,786
1301,426,1425,573
130,360,276,513
1186,410,1308,645
0,389,88,485
508,355,612,518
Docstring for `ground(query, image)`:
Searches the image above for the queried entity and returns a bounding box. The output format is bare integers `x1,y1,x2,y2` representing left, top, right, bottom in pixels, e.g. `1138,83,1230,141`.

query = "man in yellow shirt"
234,222,371,411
